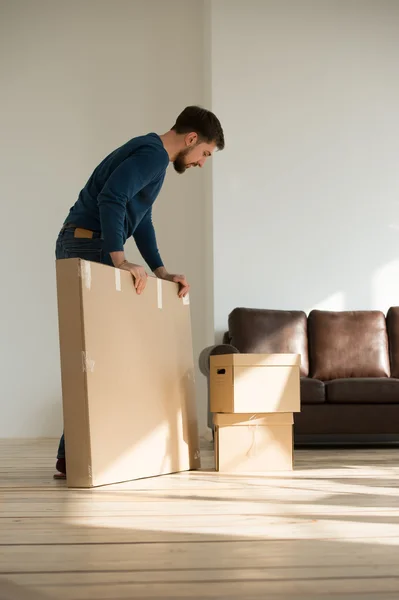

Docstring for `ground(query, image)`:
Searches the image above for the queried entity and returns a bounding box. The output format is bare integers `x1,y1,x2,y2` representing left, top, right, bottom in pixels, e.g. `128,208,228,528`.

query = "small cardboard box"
213,413,293,473
210,353,300,414
56,258,200,488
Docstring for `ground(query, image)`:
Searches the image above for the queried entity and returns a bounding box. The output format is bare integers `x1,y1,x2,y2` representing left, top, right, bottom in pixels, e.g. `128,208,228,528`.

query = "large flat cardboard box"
210,353,301,414
213,413,293,473
56,258,200,488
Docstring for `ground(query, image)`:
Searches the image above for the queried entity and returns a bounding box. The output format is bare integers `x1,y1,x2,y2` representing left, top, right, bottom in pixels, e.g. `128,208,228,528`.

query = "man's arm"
133,210,190,298
133,209,164,272
97,148,166,261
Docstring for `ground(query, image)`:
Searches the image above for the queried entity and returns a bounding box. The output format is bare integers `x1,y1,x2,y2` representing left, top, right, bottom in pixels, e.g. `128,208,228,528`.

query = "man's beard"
173,147,192,174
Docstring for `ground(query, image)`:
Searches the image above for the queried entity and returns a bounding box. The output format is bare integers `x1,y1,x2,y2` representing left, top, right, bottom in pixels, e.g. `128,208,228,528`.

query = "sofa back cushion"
386,307,399,378
309,310,390,380
228,308,309,376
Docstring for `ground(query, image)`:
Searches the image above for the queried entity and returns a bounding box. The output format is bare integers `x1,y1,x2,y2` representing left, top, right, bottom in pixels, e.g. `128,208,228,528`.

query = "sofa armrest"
222,331,231,345
198,344,240,377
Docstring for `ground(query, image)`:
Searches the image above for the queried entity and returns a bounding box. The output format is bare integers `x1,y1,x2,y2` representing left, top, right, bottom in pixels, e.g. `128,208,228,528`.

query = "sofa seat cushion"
301,377,325,404
326,378,399,404
228,308,309,376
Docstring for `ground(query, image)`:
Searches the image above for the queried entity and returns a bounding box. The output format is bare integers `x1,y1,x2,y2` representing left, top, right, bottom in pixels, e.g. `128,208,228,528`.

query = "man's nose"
198,158,206,168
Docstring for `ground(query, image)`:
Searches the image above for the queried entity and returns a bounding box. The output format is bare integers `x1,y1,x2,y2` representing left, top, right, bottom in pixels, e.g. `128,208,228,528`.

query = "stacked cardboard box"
56,258,200,488
210,354,301,473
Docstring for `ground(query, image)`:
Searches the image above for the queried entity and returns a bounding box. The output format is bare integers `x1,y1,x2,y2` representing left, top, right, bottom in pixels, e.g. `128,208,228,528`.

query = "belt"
61,223,101,239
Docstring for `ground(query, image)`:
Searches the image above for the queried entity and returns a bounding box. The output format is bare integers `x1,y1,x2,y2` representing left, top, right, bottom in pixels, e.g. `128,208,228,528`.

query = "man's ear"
184,132,198,147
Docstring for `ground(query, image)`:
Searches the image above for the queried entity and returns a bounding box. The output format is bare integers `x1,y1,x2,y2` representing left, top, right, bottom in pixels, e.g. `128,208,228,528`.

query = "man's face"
173,135,216,174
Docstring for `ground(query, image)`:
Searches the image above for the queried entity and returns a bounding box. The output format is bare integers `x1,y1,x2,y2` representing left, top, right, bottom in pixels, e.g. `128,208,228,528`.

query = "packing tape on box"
157,279,162,309
248,414,261,422
187,369,195,384
115,269,121,291
247,424,259,457
81,351,95,373
247,414,264,456
182,293,190,306
79,260,92,290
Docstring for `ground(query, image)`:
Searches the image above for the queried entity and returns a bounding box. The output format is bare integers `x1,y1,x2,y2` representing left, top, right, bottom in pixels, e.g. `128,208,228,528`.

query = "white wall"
0,0,209,437
211,0,399,336
5,0,398,439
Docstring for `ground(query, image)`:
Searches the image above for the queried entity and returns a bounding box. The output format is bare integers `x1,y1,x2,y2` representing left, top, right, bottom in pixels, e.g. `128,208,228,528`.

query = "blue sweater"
65,133,169,271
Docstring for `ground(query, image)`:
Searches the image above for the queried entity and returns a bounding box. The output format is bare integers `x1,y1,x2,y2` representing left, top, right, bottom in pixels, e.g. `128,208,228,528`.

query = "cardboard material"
210,353,301,414
213,412,293,473
56,258,200,488
213,412,293,426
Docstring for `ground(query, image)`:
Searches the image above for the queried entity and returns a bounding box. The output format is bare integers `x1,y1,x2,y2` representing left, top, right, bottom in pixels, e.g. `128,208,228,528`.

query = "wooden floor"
0,441,399,600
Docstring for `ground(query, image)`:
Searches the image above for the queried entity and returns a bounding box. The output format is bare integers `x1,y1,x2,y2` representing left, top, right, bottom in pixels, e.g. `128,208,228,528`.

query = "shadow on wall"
36,401,63,439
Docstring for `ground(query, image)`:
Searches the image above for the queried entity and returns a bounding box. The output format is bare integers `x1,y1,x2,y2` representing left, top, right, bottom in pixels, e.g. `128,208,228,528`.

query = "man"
55,106,225,478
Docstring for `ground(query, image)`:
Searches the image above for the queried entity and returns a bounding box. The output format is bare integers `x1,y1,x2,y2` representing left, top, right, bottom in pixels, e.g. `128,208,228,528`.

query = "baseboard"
294,433,399,447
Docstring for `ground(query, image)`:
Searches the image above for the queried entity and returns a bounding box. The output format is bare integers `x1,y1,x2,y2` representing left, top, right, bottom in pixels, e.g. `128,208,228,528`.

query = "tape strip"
247,424,258,457
186,369,195,383
182,293,190,306
81,351,95,373
80,260,92,290
157,279,163,309
115,269,121,292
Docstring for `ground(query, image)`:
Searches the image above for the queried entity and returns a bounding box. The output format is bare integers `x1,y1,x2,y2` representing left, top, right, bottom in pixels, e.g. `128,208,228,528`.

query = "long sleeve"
97,148,167,254
133,208,164,271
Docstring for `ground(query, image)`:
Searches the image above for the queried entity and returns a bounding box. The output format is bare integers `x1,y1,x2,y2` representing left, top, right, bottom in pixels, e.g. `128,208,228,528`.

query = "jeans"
56,226,113,459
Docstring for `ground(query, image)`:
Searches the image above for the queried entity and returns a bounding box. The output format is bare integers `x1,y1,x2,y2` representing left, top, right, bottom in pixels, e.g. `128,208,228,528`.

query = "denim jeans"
55,226,113,459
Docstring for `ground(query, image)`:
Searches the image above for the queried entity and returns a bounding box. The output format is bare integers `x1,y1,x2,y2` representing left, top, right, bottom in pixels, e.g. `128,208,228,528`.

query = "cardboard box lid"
213,413,294,426
211,353,301,368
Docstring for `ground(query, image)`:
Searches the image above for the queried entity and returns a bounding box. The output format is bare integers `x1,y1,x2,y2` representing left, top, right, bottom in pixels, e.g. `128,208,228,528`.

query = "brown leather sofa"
200,307,399,444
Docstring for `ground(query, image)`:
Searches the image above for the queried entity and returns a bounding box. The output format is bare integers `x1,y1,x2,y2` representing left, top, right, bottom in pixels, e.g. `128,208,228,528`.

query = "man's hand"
170,274,190,298
119,261,148,295
110,251,148,295
154,267,190,298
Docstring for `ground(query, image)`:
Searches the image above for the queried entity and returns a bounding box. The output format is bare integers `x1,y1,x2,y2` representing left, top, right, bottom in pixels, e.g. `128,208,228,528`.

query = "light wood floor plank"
1,439,399,599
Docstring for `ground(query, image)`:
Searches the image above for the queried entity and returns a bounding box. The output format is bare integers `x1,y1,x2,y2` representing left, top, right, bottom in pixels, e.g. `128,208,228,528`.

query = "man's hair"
172,106,225,150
